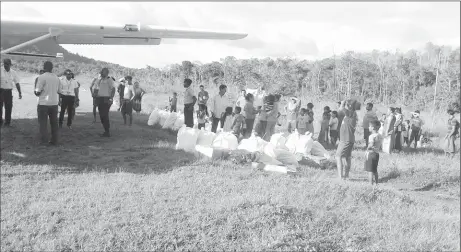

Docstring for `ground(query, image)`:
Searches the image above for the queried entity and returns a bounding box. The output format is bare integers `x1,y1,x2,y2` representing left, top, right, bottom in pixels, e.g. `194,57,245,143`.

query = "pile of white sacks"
176,125,331,174
147,108,189,131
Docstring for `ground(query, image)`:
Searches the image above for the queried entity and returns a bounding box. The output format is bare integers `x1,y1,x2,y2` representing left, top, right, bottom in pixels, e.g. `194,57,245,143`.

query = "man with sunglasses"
58,69,79,129
0,59,22,127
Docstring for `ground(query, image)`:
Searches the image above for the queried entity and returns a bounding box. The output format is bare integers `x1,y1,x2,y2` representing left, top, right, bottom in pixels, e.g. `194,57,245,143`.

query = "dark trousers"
0,89,13,125
59,95,75,126
184,104,194,128
170,105,177,113
244,118,255,138
97,97,111,133
211,116,223,133
37,105,59,144
198,123,206,130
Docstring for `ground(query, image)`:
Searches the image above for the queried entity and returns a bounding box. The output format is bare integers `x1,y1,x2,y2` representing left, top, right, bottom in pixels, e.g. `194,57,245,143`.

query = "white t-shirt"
35,72,61,106
59,77,78,96
0,68,20,89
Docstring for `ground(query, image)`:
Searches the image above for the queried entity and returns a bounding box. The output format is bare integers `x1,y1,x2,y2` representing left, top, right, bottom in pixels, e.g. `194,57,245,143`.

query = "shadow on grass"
0,111,196,175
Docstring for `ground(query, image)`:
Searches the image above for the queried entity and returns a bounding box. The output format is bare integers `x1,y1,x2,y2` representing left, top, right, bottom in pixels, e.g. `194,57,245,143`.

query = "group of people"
169,78,459,185
0,59,147,144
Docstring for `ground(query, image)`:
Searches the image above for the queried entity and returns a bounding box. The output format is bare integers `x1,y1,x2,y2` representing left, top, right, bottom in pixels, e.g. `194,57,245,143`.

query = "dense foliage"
4,40,460,112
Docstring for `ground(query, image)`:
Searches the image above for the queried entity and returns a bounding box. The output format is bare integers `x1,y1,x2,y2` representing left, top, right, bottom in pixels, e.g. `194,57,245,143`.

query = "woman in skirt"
444,109,459,157
133,81,146,114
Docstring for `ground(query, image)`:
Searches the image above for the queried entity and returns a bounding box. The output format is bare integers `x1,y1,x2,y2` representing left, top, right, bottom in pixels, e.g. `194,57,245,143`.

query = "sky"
1,2,460,69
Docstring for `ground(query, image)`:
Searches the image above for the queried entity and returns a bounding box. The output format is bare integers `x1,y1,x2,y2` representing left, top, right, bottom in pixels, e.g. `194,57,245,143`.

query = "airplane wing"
1,20,248,53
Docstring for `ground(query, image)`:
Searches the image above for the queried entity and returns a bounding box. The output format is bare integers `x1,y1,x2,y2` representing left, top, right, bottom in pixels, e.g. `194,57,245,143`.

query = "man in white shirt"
183,78,197,128
120,76,135,126
58,69,79,129
235,89,246,108
1,59,22,127
35,61,61,145
93,67,116,137
210,84,230,133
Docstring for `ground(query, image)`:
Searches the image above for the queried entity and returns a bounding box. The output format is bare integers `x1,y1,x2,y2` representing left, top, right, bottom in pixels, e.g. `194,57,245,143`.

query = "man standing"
35,61,61,145
197,85,209,113
210,84,230,133
235,89,246,108
1,59,22,127
183,78,197,128
58,69,79,129
362,103,378,148
336,100,358,180
120,76,135,126
93,68,116,137
117,77,126,111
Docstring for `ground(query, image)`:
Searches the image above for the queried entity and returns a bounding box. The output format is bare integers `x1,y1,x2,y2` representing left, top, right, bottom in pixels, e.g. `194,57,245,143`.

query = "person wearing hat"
58,69,79,129
408,110,424,148
0,59,22,127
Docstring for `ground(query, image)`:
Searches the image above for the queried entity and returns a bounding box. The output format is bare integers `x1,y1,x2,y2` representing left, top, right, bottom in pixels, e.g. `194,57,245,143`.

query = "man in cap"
1,59,22,127
58,69,79,129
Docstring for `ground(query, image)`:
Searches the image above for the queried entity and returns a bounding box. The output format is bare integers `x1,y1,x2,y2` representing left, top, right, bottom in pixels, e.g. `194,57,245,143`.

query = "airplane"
0,19,248,59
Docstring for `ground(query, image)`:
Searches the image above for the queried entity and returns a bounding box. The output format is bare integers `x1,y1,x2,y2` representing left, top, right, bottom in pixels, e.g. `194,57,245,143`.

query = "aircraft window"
124,24,139,31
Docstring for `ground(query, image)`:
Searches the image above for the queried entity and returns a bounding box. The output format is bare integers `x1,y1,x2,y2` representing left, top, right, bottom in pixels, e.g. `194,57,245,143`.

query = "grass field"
1,72,460,251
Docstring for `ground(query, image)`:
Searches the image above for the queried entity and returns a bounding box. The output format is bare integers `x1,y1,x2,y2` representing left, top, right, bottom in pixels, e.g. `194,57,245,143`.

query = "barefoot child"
329,111,339,145
365,120,382,185
296,108,309,135
231,106,246,140
222,107,234,132
403,120,410,146
169,92,177,113
197,104,208,130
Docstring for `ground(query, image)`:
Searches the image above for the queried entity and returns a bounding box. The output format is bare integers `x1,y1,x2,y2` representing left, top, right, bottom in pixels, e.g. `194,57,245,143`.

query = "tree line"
8,41,460,113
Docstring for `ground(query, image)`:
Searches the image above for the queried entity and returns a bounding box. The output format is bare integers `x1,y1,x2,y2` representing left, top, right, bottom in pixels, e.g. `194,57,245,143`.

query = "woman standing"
444,109,459,157
132,81,146,114
393,107,403,152
382,107,396,154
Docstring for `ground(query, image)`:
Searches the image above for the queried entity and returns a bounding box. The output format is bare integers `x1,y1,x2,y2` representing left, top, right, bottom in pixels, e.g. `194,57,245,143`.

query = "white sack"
158,110,170,127
274,148,299,166
162,112,178,129
295,133,314,156
285,131,300,153
310,141,331,159
270,133,288,150
212,132,239,150
175,125,200,153
195,145,229,160
197,130,216,147
172,115,185,131
147,109,160,126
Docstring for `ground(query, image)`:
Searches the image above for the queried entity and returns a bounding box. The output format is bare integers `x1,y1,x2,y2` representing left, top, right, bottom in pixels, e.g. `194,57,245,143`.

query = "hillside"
1,38,460,113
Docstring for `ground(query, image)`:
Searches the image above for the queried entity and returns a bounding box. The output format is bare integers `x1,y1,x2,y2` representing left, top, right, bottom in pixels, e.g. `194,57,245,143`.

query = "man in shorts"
120,76,135,126
336,99,358,180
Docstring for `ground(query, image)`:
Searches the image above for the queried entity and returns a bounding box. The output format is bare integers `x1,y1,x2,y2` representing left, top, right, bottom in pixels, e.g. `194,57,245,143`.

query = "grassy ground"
1,72,460,251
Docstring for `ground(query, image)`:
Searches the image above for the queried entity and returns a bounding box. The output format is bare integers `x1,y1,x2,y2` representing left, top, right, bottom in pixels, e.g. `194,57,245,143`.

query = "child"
222,106,234,132
306,110,315,135
255,94,275,139
169,92,177,112
197,104,208,130
319,112,330,143
243,93,259,138
329,111,339,145
296,108,309,135
231,106,246,139
365,120,382,185
403,120,410,146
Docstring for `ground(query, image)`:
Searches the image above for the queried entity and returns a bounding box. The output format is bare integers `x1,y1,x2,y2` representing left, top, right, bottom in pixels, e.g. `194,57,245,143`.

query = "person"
443,109,459,157
70,73,80,121
336,100,358,180
381,107,396,154
365,120,382,185
132,81,146,114
58,69,79,129
89,75,100,123
319,112,330,144
403,120,411,146
197,104,208,130
169,92,178,113
117,77,126,111
306,109,315,135
362,103,378,148
183,78,197,128
393,107,404,152
408,110,424,148
197,85,209,113
235,89,246,108
243,93,259,138
210,84,230,133
336,101,346,140
231,106,246,139
256,94,275,140
34,70,45,89
306,102,314,119
1,59,22,127
286,97,301,133
265,94,280,141
34,61,61,145
296,108,309,135
329,111,339,145
120,76,135,126
93,67,116,137
222,107,234,132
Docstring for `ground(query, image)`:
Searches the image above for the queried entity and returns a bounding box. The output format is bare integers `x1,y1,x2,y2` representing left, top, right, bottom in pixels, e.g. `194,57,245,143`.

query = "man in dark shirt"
336,99,357,180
